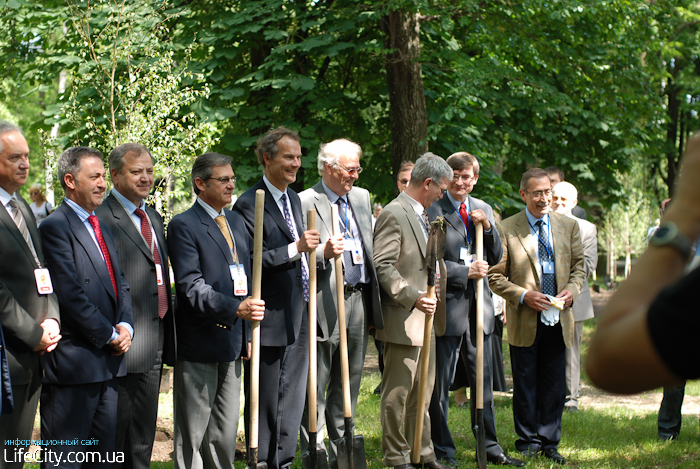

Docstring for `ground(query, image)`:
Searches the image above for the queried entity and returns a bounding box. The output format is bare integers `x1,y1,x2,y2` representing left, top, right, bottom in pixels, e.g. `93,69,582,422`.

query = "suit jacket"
570,215,597,322
299,181,383,340
427,195,502,338
0,321,12,414
233,178,305,347
95,193,176,368
373,194,446,346
167,202,250,363
0,194,60,387
39,202,134,385
488,210,585,348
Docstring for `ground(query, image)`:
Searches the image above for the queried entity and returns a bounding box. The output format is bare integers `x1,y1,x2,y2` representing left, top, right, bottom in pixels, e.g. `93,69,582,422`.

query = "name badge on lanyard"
35,268,54,294
155,264,164,286
230,265,248,296
542,261,555,274
460,246,471,265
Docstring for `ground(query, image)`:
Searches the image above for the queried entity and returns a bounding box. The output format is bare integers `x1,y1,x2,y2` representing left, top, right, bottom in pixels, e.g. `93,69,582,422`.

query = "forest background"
1,0,698,275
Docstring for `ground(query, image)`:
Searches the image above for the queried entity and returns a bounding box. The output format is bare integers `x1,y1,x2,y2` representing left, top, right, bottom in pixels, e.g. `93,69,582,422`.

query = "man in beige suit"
488,168,585,466
373,152,452,469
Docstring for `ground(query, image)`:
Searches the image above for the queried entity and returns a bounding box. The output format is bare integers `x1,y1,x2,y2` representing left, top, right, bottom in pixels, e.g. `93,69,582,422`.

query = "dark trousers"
0,379,41,469
40,379,119,469
658,383,686,439
510,320,566,452
245,312,309,469
115,349,163,469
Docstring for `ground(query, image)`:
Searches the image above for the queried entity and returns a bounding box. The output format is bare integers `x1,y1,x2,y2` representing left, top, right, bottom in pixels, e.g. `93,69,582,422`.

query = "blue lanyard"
527,218,553,261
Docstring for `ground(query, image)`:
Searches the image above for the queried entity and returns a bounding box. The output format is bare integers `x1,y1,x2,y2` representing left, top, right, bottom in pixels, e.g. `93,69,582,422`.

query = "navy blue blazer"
427,195,502,338
167,202,250,363
39,202,134,385
233,178,305,347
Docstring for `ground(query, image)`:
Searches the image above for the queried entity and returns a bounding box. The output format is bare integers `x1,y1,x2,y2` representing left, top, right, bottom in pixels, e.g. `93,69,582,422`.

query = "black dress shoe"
374,383,382,395
439,458,458,468
487,452,526,467
519,444,538,460
542,448,566,465
413,460,455,469
393,464,413,469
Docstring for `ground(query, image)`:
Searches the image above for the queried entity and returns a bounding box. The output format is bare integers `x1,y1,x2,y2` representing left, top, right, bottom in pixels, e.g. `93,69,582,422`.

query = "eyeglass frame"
335,163,363,175
430,179,449,196
207,176,237,185
524,189,553,199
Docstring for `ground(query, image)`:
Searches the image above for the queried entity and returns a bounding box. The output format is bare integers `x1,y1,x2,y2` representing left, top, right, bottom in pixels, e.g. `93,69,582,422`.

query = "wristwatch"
649,221,692,259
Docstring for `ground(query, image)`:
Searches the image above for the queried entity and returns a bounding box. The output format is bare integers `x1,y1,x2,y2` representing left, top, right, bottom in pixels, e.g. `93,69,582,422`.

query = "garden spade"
412,217,446,465
331,204,367,469
248,189,268,469
474,223,487,469
302,209,330,469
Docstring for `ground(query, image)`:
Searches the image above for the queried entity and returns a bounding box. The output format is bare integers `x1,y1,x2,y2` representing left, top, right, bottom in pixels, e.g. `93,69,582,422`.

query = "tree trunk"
382,8,428,181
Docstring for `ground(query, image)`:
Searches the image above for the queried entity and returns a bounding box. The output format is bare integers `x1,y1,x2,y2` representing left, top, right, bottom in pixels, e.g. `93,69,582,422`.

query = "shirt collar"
400,191,424,217
196,197,225,218
525,208,549,227
321,179,346,204
64,197,94,221
446,191,469,212
0,186,15,208
111,188,145,215
262,175,287,203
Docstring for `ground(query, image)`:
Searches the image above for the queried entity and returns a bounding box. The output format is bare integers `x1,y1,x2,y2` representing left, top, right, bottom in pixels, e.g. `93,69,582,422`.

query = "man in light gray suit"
552,182,597,413
299,138,383,465
96,143,175,469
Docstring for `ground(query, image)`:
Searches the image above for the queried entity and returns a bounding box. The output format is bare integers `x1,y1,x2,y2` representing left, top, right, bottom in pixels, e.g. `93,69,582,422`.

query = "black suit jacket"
95,193,176,368
233,178,305,347
167,202,250,363
427,195,502,338
39,202,134,385
0,194,60,386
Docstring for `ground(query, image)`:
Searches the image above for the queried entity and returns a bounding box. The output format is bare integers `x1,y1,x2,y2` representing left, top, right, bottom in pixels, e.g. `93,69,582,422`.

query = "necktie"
8,198,40,266
459,202,470,238
336,198,361,286
281,194,309,302
535,219,557,296
421,210,430,239
88,215,118,300
135,209,168,319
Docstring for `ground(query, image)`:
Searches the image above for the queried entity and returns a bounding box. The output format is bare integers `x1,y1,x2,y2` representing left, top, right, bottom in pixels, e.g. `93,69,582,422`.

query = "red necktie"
135,209,168,319
88,215,118,300
459,202,470,237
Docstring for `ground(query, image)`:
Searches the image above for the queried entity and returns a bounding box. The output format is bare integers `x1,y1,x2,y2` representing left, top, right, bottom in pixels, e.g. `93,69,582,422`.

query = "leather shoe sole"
487,452,526,467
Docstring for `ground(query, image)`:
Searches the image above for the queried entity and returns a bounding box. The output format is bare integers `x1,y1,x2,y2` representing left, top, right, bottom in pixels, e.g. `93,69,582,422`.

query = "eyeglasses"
336,164,363,175
431,180,448,196
208,176,237,185
453,174,476,183
525,189,552,199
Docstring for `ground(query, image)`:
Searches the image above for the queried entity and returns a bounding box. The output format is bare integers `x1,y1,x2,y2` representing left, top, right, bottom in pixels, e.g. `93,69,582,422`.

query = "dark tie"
135,209,168,319
535,219,557,296
88,215,118,299
336,198,361,286
281,193,309,302
459,202,470,238
8,198,40,265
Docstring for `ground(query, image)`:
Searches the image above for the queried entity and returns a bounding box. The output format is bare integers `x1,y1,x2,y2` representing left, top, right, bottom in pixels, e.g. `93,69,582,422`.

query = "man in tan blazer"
488,168,585,466
373,153,452,469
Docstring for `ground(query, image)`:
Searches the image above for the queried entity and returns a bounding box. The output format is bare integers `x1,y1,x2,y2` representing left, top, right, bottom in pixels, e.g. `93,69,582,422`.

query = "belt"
344,283,365,294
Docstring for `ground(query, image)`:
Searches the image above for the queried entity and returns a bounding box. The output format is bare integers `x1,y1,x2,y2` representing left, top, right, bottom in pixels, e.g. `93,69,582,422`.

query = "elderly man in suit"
551,182,597,413
39,146,134,467
488,168,585,465
167,153,264,469
233,127,320,469
299,138,383,464
95,143,175,469
0,122,61,468
427,153,523,467
545,167,587,220
373,152,452,469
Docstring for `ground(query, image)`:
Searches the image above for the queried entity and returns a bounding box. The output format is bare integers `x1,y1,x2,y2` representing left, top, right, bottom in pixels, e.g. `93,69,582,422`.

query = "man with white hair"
299,138,383,465
551,181,598,413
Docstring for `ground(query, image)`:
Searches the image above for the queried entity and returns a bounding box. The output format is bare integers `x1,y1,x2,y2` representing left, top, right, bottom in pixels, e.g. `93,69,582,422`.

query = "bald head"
552,181,578,215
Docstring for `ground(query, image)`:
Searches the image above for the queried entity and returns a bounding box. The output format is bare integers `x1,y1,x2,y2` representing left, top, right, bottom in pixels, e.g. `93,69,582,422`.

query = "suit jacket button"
85,278,90,283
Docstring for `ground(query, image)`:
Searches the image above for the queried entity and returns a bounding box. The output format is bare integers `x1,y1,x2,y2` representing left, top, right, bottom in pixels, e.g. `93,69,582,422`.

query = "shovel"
302,209,330,469
331,204,367,469
412,217,446,465
248,189,268,469
474,223,486,469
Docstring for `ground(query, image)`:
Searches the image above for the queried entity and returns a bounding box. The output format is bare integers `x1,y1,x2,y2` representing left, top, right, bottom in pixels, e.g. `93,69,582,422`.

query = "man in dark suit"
427,152,523,467
0,122,61,468
95,143,175,469
488,168,585,465
233,127,320,469
39,146,134,468
168,153,265,469
299,138,383,464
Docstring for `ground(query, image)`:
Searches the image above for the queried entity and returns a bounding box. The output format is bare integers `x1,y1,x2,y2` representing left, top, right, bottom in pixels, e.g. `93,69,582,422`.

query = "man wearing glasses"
299,138,383,465
488,168,585,465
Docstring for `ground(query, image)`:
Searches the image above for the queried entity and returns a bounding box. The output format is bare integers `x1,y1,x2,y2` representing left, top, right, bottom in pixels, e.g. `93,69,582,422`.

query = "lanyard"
224,217,240,268
527,217,553,261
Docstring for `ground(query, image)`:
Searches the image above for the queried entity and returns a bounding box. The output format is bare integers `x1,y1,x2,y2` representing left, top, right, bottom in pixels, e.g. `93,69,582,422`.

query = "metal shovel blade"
301,439,329,469
335,431,366,469
247,448,268,469
474,398,486,468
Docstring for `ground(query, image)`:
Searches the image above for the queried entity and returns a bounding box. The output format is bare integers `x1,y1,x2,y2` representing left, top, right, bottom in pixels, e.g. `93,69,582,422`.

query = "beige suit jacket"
373,194,446,346
488,210,585,348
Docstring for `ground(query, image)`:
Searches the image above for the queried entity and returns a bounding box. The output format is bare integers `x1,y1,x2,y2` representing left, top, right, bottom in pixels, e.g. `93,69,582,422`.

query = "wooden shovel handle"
250,189,264,448
412,284,435,464
308,209,318,433
475,223,484,410
331,204,352,417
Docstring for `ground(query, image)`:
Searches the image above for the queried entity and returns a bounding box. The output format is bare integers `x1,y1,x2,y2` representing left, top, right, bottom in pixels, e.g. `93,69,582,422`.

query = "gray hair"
552,181,578,200
409,152,453,187
57,146,103,190
317,138,362,176
108,143,153,174
256,127,300,166
191,152,231,195
520,168,550,191
0,121,23,155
